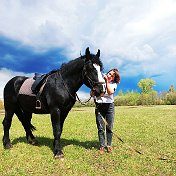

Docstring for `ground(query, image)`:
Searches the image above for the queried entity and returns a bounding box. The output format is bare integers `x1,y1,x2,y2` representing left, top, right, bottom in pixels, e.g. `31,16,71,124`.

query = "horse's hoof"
4,143,13,149
54,153,64,160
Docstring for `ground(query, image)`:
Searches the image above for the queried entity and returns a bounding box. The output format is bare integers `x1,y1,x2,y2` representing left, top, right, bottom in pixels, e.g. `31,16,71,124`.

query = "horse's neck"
61,59,84,94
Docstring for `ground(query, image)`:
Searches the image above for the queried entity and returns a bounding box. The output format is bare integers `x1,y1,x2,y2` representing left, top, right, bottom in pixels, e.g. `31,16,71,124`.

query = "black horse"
2,47,105,159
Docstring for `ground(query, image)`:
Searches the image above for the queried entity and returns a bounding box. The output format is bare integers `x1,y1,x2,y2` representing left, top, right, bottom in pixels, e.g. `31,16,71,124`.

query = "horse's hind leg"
2,110,14,149
15,108,38,145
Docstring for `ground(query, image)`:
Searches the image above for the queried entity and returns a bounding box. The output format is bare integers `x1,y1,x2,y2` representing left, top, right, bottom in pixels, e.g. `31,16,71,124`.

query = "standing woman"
91,68,120,154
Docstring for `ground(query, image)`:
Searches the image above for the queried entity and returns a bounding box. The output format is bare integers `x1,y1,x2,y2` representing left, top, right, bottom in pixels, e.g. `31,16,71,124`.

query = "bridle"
59,60,105,105
82,61,105,93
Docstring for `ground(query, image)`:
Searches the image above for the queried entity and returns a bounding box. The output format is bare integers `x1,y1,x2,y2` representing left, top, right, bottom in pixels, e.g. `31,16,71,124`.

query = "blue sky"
0,0,176,99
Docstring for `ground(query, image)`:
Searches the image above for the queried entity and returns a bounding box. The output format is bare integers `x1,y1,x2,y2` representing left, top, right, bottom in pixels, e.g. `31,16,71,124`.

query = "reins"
100,115,176,163
75,94,92,105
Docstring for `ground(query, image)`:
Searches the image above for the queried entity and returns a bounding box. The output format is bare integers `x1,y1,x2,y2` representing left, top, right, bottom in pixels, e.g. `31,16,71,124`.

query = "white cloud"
0,0,176,92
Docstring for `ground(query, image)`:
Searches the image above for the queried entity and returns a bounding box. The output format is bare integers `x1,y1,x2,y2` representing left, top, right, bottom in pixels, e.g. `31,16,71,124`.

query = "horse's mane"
60,57,82,71
60,54,103,72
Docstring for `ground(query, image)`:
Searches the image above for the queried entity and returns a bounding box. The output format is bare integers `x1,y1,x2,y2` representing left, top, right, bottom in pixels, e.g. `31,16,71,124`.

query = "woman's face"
107,70,115,82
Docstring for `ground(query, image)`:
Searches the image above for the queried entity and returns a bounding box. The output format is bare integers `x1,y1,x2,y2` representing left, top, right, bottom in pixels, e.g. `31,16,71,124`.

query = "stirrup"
35,100,41,109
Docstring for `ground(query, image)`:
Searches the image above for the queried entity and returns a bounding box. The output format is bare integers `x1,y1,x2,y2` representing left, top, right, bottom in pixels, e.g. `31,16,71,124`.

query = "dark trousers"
95,102,114,148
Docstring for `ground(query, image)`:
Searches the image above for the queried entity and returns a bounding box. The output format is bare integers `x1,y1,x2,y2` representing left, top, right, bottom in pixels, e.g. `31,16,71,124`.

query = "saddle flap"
31,74,46,94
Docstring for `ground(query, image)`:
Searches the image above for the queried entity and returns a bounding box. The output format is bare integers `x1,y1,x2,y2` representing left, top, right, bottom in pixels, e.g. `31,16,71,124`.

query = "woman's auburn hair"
107,68,120,84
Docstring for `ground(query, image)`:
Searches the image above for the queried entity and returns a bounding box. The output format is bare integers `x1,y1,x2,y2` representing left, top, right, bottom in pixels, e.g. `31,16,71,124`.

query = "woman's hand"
103,75,108,82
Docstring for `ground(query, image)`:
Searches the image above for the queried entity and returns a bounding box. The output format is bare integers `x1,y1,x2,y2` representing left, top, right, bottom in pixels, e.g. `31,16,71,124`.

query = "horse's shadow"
12,136,99,152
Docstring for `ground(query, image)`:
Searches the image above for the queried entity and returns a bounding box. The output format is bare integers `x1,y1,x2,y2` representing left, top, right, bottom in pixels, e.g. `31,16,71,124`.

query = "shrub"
137,91,158,105
165,91,176,105
0,100,4,110
114,91,140,106
114,91,162,106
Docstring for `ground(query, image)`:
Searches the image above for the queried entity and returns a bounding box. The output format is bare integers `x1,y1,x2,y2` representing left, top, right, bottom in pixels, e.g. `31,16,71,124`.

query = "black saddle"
31,69,58,94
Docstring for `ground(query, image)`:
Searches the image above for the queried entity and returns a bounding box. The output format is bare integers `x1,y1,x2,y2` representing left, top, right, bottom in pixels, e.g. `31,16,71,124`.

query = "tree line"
74,78,176,107
115,78,176,106
0,99,3,110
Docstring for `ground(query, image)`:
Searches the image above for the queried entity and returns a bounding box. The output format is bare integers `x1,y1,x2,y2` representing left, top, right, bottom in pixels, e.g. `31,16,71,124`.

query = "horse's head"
82,47,105,97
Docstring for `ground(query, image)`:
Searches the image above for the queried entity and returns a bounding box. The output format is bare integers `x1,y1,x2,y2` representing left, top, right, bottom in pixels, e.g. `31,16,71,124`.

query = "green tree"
168,85,175,93
138,78,156,94
0,100,4,110
118,90,123,96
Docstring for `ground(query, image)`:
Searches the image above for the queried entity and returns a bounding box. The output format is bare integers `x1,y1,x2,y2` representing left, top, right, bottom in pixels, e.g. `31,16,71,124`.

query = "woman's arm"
104,75,115,95
106,82,115,95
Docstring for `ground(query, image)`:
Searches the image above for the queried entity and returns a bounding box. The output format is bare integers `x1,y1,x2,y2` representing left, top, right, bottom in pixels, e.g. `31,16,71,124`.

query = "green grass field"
0,106,176,176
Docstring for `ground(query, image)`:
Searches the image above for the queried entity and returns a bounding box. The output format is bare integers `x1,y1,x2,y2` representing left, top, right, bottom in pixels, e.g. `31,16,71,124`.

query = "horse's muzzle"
93,82,106,97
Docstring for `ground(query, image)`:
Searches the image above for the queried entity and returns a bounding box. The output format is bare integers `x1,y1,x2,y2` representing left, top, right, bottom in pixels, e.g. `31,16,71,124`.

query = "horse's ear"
96,49,100,58
85,47,90,61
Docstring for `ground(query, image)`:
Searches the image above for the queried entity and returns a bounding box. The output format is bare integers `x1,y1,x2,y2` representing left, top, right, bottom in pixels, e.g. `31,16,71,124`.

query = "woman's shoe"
99,147,105,154
107,146,113,153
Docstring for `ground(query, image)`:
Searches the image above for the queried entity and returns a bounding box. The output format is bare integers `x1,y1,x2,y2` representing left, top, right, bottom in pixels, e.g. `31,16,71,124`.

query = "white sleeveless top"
94,82,117,103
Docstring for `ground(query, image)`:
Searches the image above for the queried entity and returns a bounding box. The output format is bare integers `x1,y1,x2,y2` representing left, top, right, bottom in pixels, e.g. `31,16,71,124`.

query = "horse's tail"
17,113,37,131
30,123,36,131
15,105,37,131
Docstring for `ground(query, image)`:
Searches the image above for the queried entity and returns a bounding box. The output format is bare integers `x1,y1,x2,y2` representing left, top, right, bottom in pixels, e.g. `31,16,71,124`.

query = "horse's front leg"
50,108,64,160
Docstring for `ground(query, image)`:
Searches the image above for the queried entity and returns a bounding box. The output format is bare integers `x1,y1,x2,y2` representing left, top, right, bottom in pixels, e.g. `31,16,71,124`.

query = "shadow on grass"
12,136,99,152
